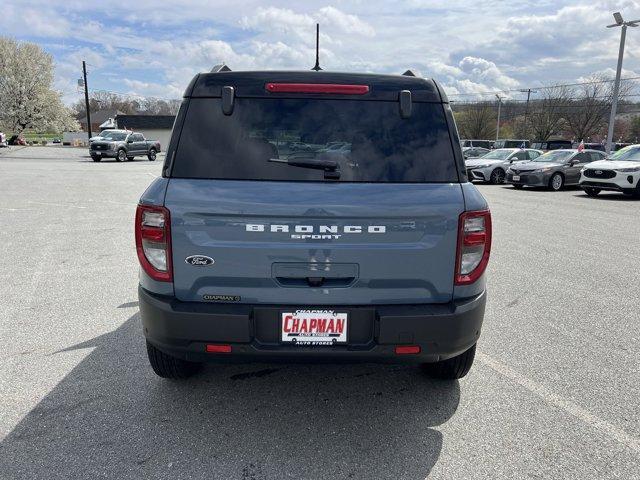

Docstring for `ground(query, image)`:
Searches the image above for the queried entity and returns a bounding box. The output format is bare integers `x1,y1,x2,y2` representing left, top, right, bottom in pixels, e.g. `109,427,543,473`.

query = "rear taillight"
455,210,492,285
135,204,172,282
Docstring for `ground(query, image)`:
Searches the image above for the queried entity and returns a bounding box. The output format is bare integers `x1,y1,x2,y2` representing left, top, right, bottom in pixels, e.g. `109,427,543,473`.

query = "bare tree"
72,92,181,119
454,102,496,139
564,74,633,141
0,37,78,133
527,85,571,141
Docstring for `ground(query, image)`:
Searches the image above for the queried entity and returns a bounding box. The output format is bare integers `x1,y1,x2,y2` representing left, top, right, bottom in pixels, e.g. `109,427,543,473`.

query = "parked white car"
465,148,543,184
579,144,640,197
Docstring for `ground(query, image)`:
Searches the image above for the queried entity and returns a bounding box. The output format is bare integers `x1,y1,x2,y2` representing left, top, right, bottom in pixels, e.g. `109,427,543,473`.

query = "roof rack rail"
211,64,232,73
402,69,418,77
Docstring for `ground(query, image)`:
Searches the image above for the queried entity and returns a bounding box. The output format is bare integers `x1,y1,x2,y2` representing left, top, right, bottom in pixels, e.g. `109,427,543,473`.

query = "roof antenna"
311,23,322,71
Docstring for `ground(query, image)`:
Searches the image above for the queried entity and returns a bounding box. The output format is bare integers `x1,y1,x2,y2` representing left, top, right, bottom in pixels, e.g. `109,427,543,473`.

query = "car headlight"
615,167,640,173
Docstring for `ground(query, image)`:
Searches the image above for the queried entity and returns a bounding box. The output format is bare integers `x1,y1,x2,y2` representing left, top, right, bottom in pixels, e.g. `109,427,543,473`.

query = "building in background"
77,109,124,133
115,114,175,149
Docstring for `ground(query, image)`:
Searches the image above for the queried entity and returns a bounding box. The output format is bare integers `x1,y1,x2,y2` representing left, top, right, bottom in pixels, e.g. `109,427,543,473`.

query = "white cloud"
5,0,640,104
316,6,375,37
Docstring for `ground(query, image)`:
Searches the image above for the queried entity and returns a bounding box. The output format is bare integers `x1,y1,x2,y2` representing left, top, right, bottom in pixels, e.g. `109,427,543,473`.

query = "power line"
447,75,640,98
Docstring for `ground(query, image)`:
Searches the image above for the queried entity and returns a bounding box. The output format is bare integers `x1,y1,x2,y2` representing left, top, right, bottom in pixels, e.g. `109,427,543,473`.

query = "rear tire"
549,173,564,191
490,168,505,185
512,184,524,190
147,148,157,161
584,187,601,197
423,343,476,380
146,341,201,379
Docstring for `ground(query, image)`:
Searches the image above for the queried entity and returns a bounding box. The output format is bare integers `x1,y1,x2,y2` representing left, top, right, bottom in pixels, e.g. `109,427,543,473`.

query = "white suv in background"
465,148,543,184
579,144,640,198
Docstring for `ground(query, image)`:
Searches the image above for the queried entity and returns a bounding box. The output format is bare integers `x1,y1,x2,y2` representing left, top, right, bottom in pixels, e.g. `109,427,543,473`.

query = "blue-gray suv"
136,70,491,380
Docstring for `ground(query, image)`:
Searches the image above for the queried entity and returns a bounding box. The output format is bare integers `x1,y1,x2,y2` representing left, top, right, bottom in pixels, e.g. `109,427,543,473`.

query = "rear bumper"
139,286,486,364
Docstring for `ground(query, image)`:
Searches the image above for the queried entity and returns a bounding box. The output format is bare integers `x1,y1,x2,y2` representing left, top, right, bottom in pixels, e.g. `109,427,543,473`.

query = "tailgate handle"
274,276,356,288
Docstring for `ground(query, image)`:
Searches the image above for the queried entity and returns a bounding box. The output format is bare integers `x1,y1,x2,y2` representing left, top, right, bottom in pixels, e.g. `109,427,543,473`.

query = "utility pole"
606,12,639,153
82,61,92,139
518,88,537,138
495,94,503,142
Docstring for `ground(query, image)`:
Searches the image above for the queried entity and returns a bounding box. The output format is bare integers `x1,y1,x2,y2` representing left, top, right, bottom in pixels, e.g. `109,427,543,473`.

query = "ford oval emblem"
595,170,603,174
185,255,215,266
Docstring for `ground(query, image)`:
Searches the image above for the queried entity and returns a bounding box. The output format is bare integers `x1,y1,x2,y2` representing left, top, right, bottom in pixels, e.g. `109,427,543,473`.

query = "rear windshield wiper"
269,157,339,173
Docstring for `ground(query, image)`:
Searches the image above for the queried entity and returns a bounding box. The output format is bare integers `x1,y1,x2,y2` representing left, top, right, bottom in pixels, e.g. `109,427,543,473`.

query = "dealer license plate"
512,175,521,181
281,310,348,345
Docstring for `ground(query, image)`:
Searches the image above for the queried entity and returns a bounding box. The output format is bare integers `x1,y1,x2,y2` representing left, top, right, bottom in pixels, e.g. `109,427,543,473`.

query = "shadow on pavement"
0,313,460,480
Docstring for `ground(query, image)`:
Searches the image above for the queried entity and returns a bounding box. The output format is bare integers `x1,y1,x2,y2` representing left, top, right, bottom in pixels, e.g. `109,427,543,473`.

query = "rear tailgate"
166,180,464,305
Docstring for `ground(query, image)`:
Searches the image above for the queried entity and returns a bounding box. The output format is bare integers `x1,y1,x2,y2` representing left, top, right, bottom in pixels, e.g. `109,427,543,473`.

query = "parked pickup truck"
90,130,160,162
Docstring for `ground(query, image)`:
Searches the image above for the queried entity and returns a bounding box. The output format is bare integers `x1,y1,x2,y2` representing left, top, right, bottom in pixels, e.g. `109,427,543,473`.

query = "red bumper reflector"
206,344,232,353
395,345,421,355
265,83,370,95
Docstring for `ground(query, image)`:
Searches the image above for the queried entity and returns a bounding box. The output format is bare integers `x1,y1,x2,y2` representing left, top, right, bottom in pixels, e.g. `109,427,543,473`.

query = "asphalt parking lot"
0,146,638,479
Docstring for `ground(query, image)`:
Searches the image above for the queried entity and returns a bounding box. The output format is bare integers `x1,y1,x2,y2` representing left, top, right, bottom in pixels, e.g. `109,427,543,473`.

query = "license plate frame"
512,175,521,181
280,310,348,345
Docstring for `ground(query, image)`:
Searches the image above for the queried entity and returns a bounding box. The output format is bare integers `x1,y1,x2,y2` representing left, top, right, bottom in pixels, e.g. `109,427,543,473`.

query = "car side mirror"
127,139,134,143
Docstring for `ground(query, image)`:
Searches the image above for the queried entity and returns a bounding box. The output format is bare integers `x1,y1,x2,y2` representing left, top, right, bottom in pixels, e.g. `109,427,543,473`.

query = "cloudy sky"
3,0,640,105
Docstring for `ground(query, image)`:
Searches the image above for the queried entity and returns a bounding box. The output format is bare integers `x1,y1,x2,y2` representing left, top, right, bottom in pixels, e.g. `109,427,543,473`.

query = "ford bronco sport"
136,70,491,380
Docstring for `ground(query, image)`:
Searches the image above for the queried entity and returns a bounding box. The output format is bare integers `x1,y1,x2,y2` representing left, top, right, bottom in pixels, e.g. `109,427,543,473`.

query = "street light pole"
495,94,503,142
605,12,639,153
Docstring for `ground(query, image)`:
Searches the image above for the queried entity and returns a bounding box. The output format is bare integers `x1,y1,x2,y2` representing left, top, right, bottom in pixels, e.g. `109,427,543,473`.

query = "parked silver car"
466,148,543,184
506,149,606,191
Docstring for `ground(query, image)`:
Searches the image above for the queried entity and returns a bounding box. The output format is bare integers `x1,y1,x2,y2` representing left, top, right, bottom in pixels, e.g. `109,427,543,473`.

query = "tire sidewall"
117,149,126,162
148,148,157,161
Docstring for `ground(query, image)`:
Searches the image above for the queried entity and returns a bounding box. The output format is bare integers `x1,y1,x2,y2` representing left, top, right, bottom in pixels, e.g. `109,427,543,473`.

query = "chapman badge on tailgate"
185,255,215,266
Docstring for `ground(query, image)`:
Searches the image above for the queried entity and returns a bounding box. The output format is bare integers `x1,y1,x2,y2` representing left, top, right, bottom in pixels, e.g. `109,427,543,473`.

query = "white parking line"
476,351,640,456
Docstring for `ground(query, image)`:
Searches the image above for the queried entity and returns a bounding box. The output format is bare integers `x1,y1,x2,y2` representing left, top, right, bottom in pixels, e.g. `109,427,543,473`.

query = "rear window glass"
171,98,457,182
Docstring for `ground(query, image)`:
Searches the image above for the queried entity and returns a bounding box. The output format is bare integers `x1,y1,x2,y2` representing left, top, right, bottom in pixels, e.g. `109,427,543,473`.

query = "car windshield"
480,150,513,160
105,132,127,141
533,150,573,162
608,145,640,162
